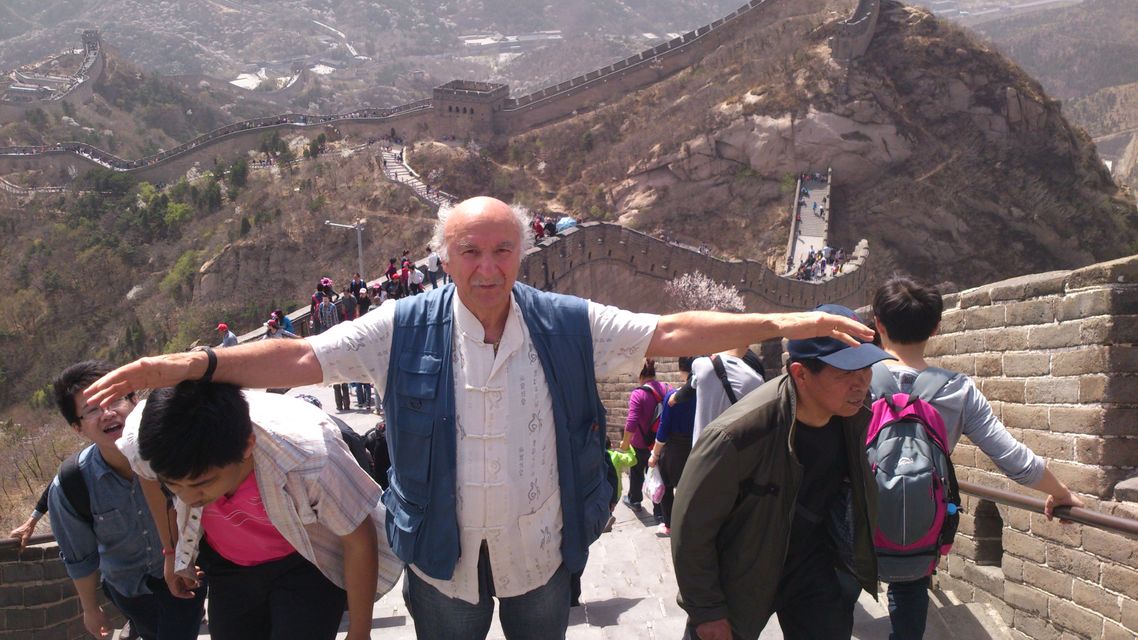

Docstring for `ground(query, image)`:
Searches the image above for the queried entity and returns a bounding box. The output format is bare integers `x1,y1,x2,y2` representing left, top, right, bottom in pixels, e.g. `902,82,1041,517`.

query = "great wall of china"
0,0,879,186
6,247,1138,640
7,1,1138,638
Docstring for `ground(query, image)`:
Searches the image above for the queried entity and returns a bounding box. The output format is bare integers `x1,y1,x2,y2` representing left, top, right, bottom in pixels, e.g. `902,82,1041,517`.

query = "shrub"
160,250,200,302
664,271,745,312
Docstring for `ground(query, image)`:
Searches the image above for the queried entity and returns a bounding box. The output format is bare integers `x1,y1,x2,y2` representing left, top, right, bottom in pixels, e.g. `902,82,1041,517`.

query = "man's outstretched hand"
84,353,203,408
775,311,874,347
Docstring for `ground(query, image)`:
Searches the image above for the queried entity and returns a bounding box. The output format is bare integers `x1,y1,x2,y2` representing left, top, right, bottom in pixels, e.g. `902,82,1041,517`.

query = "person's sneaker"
656,523,671,536
120,620,139,640
622,496,643,511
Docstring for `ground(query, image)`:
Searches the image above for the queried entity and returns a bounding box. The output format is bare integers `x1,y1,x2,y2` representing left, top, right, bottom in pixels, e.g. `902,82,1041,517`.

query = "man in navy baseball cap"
672,303,889,640
787,303,892,371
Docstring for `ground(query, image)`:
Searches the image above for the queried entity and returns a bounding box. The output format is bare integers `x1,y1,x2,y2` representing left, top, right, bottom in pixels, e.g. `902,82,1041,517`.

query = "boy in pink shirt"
120,382,401,640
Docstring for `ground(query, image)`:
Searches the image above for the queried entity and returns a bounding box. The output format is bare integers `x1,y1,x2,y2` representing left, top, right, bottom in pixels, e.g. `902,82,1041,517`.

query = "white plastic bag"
645,466,666,504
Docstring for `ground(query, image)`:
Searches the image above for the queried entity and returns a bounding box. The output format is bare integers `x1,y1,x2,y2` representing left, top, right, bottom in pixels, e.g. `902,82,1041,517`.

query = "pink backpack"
866,363,961,582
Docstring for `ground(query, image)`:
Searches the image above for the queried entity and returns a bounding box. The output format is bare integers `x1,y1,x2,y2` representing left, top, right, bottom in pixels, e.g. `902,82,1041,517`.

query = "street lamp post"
324,218,366,278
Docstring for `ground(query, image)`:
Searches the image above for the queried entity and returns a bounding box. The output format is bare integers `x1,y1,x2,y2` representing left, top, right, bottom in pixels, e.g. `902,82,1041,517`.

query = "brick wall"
925,254,1138,640
597,342,786,443
0,542,122,640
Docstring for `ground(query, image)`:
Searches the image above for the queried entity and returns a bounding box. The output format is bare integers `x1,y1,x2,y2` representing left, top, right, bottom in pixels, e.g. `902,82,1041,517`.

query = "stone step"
924,589,1013,640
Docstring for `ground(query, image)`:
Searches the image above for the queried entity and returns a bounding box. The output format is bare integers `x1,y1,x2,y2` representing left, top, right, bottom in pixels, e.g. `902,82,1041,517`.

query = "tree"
664,271,745,312
25,108,48,131
198,180,223,212
228,158,248,190
164,202,192,228
136,181,159,206
160,250,201,302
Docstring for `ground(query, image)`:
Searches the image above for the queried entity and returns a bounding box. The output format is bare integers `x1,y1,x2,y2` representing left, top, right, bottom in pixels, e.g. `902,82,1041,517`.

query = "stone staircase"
787,173,832,273
380,146,456,209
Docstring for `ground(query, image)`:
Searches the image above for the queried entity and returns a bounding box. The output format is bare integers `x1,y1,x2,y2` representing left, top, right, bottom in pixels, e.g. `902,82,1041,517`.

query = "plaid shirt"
316,300,341,333
118,391,401,594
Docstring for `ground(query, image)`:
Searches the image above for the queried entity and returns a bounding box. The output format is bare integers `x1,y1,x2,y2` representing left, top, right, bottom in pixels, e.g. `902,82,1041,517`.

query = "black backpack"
362,423,391,490
327,415,383,486
58,452,94,524
57,449,170,525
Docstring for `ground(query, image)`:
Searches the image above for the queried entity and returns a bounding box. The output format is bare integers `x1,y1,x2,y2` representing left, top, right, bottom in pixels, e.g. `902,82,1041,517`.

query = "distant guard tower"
81,30,101,55
433,80,509,140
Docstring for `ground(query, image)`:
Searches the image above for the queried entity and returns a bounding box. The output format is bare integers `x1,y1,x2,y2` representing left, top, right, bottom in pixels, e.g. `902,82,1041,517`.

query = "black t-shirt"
783,417,848,574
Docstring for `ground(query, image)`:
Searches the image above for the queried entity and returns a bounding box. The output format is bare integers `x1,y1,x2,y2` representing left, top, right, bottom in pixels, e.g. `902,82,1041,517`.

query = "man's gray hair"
430,203,535,263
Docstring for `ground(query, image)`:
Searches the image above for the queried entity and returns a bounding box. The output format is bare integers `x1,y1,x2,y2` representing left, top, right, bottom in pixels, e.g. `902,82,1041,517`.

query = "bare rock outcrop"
591,0,1137,288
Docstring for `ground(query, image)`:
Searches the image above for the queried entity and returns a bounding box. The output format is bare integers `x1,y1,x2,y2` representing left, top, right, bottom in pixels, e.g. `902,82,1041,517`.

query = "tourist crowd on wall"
7,195,1087,640
792,245,848,281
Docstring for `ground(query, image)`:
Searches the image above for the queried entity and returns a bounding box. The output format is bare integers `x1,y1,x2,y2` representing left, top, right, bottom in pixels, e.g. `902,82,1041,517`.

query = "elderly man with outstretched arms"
86,196,872,640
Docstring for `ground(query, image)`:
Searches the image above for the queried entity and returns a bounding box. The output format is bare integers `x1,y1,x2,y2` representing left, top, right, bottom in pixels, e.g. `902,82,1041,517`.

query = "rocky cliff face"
516,0,1137,288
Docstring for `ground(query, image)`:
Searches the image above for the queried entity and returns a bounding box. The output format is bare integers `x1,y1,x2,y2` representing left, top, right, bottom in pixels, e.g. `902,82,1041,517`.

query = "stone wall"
0,0,840,184
0,541,123,640
923,255,1138,640
526,222,871,435
830,0,880,62
519,222,873,314
498,0,824,134
0,33,107,124
0,109,434,185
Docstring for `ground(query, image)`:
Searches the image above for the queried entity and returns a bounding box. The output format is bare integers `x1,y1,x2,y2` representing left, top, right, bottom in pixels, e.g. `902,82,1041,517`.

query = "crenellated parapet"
517,222,873,314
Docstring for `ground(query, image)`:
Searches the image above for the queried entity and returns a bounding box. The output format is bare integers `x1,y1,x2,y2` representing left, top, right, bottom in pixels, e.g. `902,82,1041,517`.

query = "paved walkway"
787,173,832,274
169,383,895,639
380,146,456,209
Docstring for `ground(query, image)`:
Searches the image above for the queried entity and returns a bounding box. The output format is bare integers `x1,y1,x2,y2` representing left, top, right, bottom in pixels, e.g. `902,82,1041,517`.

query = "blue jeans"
354,383,372,407
403,543,571,639
103,575,206,640
887,576,931,640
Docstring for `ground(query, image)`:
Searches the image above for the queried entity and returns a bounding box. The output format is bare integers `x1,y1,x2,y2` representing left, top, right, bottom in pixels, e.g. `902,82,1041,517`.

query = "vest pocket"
383,488,426,562
395,352,442,416
579,474,611,543
391,352,441,501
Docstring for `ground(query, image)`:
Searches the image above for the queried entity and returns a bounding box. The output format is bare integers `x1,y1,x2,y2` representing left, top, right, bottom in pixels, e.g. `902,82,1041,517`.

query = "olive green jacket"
670,373,878,639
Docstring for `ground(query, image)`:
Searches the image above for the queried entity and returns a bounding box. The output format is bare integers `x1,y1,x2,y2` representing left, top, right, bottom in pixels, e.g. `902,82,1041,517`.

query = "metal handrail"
0,533,56,551
959,479,1138,539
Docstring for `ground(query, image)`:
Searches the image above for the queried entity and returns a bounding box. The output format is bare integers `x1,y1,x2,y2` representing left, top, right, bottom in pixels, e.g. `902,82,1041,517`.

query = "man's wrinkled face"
443,200,521,320
795,363,872,418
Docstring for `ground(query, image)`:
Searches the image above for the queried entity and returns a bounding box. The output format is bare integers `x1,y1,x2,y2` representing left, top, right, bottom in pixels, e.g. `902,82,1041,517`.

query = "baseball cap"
216,323,228,332
786,304,890,371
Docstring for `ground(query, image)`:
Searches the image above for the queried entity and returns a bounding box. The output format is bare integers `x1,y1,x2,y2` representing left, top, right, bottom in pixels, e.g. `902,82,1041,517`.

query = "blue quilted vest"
383,282,611,580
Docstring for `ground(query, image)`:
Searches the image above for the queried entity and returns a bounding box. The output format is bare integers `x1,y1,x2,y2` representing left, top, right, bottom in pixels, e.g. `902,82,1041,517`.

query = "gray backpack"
866,363,962,583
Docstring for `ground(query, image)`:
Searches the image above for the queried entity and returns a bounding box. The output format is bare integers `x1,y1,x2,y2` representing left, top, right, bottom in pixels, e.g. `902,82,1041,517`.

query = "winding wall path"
0,0,880,186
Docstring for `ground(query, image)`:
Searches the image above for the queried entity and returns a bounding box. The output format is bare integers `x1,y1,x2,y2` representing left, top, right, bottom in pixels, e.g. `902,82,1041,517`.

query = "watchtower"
433,80,509,139
81,30,101,55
